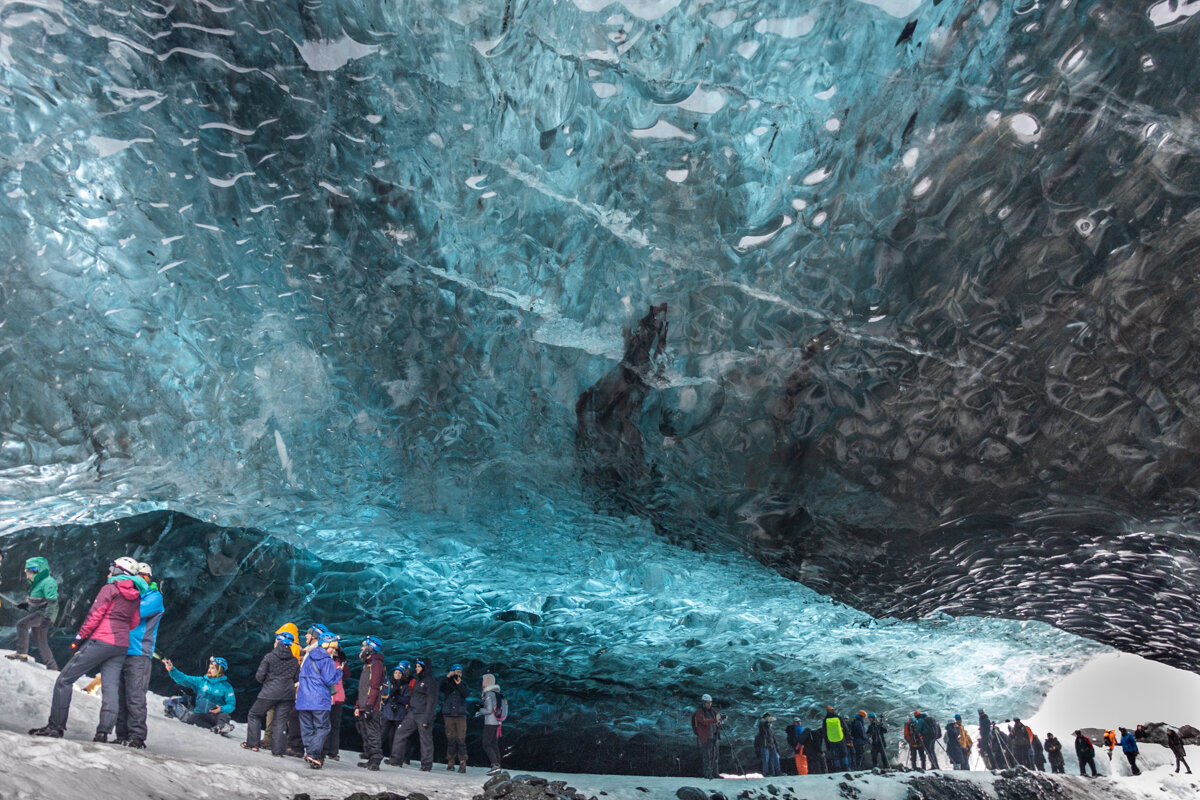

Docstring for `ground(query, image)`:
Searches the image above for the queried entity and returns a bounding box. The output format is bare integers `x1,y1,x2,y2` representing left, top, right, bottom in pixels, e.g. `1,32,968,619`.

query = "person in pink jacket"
29,557,145,740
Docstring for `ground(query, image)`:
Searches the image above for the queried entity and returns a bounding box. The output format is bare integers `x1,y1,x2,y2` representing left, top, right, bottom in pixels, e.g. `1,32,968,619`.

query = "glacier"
0,0,1198,773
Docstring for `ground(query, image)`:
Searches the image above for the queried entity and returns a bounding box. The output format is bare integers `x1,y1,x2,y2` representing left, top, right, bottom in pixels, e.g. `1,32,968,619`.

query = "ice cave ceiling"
1,0,1200,764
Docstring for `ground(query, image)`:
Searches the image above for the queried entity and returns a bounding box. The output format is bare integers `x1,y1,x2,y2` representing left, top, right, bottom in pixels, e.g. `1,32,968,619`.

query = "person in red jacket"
354,636,387,771
692,694,725,779
30,557,144,740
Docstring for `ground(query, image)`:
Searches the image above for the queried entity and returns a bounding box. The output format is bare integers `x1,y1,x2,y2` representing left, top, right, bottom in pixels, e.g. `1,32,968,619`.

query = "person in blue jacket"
296,632,344,769
849,710,869,769
110,562,164,748
1119,727,1141,775
163,655,236,734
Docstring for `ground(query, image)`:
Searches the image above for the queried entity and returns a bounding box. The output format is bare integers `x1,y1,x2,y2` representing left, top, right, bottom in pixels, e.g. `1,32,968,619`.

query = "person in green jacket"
6,557,60,670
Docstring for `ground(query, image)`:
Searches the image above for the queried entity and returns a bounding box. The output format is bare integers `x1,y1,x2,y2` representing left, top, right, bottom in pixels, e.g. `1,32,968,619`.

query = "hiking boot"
325,753,339,761
447,762,455,770
367,762,380,771
419,765,432,772
93,733,108,743
285,748,304,758
487,766,502,775
5,653,29,661
458,764,467,774
304,755,323,769
126,738,146,749
385,758,405,767
29,726,63,738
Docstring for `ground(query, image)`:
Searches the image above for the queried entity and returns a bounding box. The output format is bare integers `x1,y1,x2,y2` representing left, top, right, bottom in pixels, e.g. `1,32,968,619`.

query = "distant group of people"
236,622,507,773
693,697,1194,780
5,555,510,775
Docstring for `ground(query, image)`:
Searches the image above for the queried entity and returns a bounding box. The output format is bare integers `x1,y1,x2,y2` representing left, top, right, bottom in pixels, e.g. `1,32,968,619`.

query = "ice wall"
0,0,1197,718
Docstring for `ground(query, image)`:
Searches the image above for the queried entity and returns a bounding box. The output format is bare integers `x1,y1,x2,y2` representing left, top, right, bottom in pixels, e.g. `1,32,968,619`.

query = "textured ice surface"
0,0,1197,738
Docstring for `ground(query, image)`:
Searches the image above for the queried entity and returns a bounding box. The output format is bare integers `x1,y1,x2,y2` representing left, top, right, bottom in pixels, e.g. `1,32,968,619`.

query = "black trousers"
483,723,502,769
247,696,293,755
390,716,433,768
324,702,344,757
114,655,152,741
1079,754,1098,775
870,743,886,768
355,709,383,766
1125,752,1141,775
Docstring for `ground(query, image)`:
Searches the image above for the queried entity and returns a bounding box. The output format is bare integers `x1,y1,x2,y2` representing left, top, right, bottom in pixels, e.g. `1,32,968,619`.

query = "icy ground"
1,650,1198,800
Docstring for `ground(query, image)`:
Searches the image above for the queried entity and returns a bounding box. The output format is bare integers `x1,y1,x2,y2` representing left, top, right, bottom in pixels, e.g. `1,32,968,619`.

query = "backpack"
491,689,508,722
825,716,844,744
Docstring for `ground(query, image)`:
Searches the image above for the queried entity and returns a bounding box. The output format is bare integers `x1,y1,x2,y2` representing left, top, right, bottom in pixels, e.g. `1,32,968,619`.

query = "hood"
273,640,295,658
24,556,50,584
275,622,299,639
483,683,502,693
108,577,143,600
206,672,230,686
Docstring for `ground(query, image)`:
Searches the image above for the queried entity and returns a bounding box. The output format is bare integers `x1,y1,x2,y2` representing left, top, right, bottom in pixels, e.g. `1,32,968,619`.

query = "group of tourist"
4,553,1194,783
694,698,1194,780
5,555,509,774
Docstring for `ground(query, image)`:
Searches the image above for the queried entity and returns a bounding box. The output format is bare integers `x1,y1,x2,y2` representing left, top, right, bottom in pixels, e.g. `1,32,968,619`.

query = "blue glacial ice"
0,0,1198,769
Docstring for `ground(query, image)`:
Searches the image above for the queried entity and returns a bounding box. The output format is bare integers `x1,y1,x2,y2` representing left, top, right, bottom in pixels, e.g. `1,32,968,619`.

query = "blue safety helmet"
318,632,340,645
209,656,228,672
451,663,463,671
308,623,330,638
276,631,295,646
363,636,383,653
394,660,411,673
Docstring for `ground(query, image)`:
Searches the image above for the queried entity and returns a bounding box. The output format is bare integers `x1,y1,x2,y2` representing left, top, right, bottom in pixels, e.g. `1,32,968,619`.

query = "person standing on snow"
476,672,508,775
824,706,850,771
244,630,301,756
164,655,236,733
30,557,144,740
691,694,723,779
1043,733,1065,773
944,719,967,770
755,712,782,777
387,658,438,771
1031,726,1046,771
849,710,869,770
7,557,60,670
977,709,994,769
382,661,413,759
1119,727,1141,775
1167,728,1192,774
1103,728,1118,761
904,712,926,770
324,642,351,761
1073,730,1099,776
354,636,387,771
296,632,344,768
1009,718,1034,768
917,711,941,769
441,662,470,772
867,712,888,768
111,562,163,748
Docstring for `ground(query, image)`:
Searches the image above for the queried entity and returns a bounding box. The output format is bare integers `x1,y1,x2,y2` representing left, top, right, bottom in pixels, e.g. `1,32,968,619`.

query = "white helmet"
137,562,153,577
112,556,139,575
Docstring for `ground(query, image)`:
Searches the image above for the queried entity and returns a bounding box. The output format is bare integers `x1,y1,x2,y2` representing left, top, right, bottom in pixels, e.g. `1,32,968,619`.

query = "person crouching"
163,655,236,734
296,632,344,768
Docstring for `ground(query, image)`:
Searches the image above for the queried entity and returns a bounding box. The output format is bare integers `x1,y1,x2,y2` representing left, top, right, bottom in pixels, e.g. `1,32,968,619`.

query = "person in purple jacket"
30,557,145,740
296,632,344,768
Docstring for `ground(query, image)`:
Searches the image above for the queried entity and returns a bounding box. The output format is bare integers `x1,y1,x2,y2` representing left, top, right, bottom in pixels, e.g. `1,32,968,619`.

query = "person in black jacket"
1043,733,1065,773
977,710,994,769
441,663,469,772
867,713,888,768
755,713,782,777
243,631,301,756
1073,730,1099,776
382,662,412,760
387,658,437,771
1167,728,1192,774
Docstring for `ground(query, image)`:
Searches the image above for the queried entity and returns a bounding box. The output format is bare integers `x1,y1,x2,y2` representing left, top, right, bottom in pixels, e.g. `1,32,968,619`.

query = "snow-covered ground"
0,648,1197,800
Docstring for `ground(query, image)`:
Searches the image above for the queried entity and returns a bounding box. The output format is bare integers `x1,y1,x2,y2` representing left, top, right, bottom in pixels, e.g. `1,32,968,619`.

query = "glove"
17,601,29,610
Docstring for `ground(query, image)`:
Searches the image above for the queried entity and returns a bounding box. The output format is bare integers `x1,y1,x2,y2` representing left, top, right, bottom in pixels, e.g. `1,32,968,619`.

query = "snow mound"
1,648,1199,800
